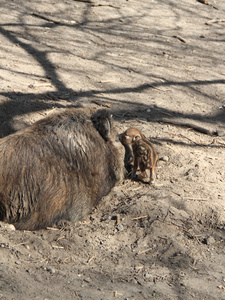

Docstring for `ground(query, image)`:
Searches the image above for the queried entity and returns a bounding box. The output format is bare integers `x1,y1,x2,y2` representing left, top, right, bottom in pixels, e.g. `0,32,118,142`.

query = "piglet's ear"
132,135,140,142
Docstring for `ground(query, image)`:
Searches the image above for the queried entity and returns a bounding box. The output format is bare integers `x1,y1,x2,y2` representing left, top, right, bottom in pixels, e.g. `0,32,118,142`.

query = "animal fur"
119,128,146,173
0,108,124,230
119,128,158,183
131,135,158,183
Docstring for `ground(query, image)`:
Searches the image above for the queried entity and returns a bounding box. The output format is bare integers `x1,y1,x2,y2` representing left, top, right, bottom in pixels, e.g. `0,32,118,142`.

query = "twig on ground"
132,216,147,220
135,266,144,275
114,291,123,297
172,35,186,43
205,19,225,25
197,0,209,4
87,255,96,263
74,0,92,2
211,239,224,246
183,197,208,201
217,139,225,145
197,0,218,9
189,264,198,270
31,12,76,25
162,207,171,222
91,3,121,8
52,245,64,249
56,236,65,242
91,100,111,108
158,236,168,240
137,247,152,254
116,214,120,224
147,84,167,91
217,285,225,290
159,118,222,136
12,242,29,247
47,227,59,230
74,0,121,8
179,134,198,144
163,145,177,152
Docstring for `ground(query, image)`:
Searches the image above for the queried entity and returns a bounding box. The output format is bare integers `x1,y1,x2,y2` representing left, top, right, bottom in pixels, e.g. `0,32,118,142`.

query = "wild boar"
119,128,158,183
119,128,146,174
0,108,124,230
131,135,158,184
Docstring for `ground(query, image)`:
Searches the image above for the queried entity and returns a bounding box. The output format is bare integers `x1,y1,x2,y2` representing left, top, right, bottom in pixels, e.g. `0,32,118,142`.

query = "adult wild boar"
0,108,124,230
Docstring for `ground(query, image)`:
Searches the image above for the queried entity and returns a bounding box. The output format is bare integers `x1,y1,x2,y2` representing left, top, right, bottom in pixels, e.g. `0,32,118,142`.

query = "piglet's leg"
137,167,148,182
139,163,147,178
149,167,155,184
131,156,139,179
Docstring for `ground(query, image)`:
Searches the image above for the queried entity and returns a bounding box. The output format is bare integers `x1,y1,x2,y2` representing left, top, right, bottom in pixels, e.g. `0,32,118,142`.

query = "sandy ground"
0,0,225,299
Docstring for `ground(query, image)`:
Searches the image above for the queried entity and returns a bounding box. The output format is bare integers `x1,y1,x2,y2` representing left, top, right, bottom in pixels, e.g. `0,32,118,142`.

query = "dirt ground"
0,0,225,299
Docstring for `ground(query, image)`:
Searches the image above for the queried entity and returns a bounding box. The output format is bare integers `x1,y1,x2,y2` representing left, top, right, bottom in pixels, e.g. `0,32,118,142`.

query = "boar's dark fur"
0,108,124,230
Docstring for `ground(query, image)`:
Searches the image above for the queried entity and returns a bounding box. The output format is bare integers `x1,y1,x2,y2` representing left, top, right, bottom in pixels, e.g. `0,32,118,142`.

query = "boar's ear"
91,109,112,141
102,116,111,134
